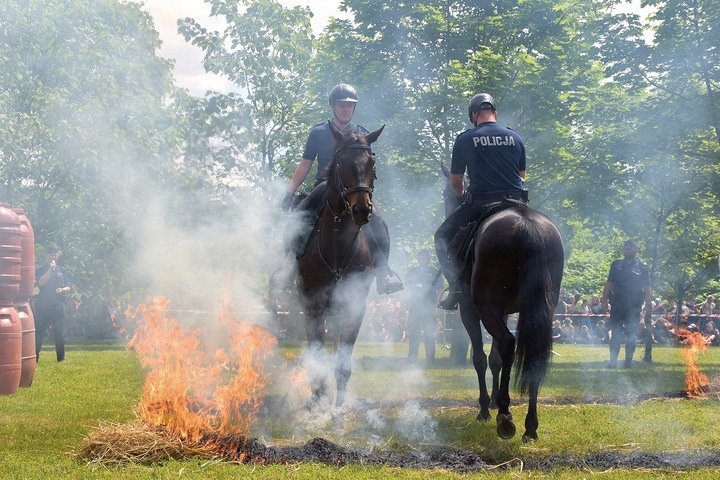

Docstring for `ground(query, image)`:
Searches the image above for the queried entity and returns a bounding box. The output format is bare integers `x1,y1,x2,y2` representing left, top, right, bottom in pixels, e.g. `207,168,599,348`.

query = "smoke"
129,182,285,321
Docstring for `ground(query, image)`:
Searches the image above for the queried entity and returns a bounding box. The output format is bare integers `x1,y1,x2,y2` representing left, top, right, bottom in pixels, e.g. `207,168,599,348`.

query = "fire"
285,351,312,398
677,327,709,398
126,297,277,443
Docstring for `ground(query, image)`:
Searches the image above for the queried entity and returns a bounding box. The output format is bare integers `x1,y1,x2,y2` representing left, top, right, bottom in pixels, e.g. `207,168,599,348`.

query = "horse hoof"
522,432,538,443
476,411,492,423
496,413,516,439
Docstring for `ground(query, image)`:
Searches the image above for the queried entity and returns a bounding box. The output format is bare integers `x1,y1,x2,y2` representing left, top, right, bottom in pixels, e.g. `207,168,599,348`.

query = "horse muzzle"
349,197,373,226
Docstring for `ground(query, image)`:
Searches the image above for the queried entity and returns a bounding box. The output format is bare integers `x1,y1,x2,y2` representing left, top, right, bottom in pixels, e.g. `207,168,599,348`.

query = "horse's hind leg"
481,307,516,439
523,382,540,442
488,339,501,409
459,301,491,422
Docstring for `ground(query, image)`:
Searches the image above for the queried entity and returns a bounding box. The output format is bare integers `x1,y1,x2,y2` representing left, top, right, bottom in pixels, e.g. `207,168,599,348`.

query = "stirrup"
438,288,461,310
377,271,404,295
269,263,295,291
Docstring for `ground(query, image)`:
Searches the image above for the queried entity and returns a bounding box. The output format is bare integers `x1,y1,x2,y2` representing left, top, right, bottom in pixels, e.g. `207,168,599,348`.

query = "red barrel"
15,302,36,387
0,305,21,395
13,208,35,301
0,204,21,304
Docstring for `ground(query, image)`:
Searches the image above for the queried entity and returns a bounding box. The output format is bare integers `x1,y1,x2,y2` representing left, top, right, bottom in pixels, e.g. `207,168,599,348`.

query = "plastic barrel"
0,305,21,395
13,208,35,301
0,204,21,304
15,302,36,387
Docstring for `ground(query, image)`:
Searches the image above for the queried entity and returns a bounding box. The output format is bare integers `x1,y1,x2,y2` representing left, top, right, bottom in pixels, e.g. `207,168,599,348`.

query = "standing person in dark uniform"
435,93,527,310
34,246,72,362
274,83,403,295
601,240,652,368
404,250,442,365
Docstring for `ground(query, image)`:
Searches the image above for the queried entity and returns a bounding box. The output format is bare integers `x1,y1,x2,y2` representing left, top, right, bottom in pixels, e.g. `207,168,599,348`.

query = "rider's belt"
465,190,525,206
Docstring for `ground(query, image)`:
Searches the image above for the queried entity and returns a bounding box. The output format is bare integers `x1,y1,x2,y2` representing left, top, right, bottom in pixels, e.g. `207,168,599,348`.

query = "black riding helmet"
329,83,359,105
468,93,497,123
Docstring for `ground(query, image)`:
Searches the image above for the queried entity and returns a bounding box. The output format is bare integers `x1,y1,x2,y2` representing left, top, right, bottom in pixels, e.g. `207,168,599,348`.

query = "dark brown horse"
457,204,564,441
296,122,384,407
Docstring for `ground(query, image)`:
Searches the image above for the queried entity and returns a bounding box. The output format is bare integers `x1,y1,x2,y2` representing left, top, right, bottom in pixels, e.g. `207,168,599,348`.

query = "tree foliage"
177,0,316,188
2,0,719,307
0,0,178,302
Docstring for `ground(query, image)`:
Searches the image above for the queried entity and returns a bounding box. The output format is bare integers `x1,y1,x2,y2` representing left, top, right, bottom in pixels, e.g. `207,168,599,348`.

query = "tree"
177,0,316,188
589,0,720,296
0,0,179,302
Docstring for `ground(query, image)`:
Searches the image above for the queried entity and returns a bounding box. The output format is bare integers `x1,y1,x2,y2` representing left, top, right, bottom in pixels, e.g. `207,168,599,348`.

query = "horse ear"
365,125,384,145
328,120,345,142
440,161,450,178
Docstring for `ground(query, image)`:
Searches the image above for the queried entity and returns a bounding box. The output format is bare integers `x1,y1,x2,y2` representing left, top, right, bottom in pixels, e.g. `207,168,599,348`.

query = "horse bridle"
330,142,376,219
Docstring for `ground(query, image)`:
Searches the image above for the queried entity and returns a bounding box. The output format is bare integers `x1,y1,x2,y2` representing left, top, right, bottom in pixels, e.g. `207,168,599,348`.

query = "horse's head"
326,121,384,226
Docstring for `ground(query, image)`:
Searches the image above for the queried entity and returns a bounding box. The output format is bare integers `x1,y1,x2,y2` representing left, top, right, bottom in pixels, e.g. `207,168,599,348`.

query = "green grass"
1,340,719,478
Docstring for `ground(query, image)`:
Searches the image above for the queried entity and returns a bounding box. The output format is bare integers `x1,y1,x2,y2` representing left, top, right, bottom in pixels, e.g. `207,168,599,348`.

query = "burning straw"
78,296,280,465
76,420,215,465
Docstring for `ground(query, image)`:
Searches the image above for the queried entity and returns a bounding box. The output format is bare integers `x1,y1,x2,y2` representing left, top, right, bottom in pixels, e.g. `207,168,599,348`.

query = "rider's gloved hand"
281,191,295,212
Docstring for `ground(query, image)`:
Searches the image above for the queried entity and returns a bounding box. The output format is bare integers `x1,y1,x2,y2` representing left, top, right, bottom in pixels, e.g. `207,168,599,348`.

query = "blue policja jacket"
451,121,525,196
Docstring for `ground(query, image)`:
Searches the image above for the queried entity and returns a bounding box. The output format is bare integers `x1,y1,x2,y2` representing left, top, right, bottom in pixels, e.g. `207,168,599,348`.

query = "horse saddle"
447,197,527,270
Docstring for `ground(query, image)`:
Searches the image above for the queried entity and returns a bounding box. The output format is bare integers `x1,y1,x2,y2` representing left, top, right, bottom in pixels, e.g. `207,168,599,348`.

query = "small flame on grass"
677,327,709,398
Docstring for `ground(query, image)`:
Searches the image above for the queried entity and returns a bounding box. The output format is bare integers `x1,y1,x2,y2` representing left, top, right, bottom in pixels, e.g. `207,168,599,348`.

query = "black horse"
441,162,564,440
296,123,384,407
462,207,563,441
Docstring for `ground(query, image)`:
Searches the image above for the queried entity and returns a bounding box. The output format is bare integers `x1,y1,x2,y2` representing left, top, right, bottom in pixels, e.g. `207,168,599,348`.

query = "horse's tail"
514,216,555,394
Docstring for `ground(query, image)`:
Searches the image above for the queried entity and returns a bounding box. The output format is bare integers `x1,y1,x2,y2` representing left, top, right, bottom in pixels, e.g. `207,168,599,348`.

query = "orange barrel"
13,208,35,301
0,305,21,395
15,301,36,387
0,204,21,304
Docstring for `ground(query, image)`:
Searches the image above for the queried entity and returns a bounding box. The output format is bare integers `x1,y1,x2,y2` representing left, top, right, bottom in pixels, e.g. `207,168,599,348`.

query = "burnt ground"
208,436,720,473
233,390,720,473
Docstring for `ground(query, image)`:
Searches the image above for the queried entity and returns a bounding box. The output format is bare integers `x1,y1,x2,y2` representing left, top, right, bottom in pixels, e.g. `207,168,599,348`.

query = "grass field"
1,338,720,479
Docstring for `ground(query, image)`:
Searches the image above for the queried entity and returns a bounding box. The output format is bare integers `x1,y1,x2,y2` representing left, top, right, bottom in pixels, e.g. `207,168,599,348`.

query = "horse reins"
332,143,376,216
316,140,375,280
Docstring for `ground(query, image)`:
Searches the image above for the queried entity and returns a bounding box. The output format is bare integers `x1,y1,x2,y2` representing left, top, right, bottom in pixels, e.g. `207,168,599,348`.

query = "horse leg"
459,300,491,422
481,307,516,440
523,382,540,442
334,341,354,407
334,298,365,408
304,313,328,404
488,339,501,409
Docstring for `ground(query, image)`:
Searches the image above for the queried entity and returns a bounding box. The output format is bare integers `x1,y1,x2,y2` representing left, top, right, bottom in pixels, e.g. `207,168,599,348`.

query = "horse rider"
435,93,527,310
274,83,403,295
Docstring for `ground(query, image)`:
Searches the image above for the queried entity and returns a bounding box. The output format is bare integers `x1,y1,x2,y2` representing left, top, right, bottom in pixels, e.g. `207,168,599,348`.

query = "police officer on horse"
435,93,527,310
275,83,403,295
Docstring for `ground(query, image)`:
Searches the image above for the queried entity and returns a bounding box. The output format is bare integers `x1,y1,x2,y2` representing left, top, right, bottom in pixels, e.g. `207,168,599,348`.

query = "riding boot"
377,269,404,296
365,211,403,295
269,259,296,291
435,231,461,310
438,281,462,311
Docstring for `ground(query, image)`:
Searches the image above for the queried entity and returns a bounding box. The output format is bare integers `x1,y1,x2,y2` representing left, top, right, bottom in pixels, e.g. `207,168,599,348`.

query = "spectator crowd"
553,288,720,347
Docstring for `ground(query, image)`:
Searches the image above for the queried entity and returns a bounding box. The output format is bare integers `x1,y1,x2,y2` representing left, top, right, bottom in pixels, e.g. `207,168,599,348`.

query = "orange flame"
285,351,312,398
677,327,709,398
126,297,277,443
